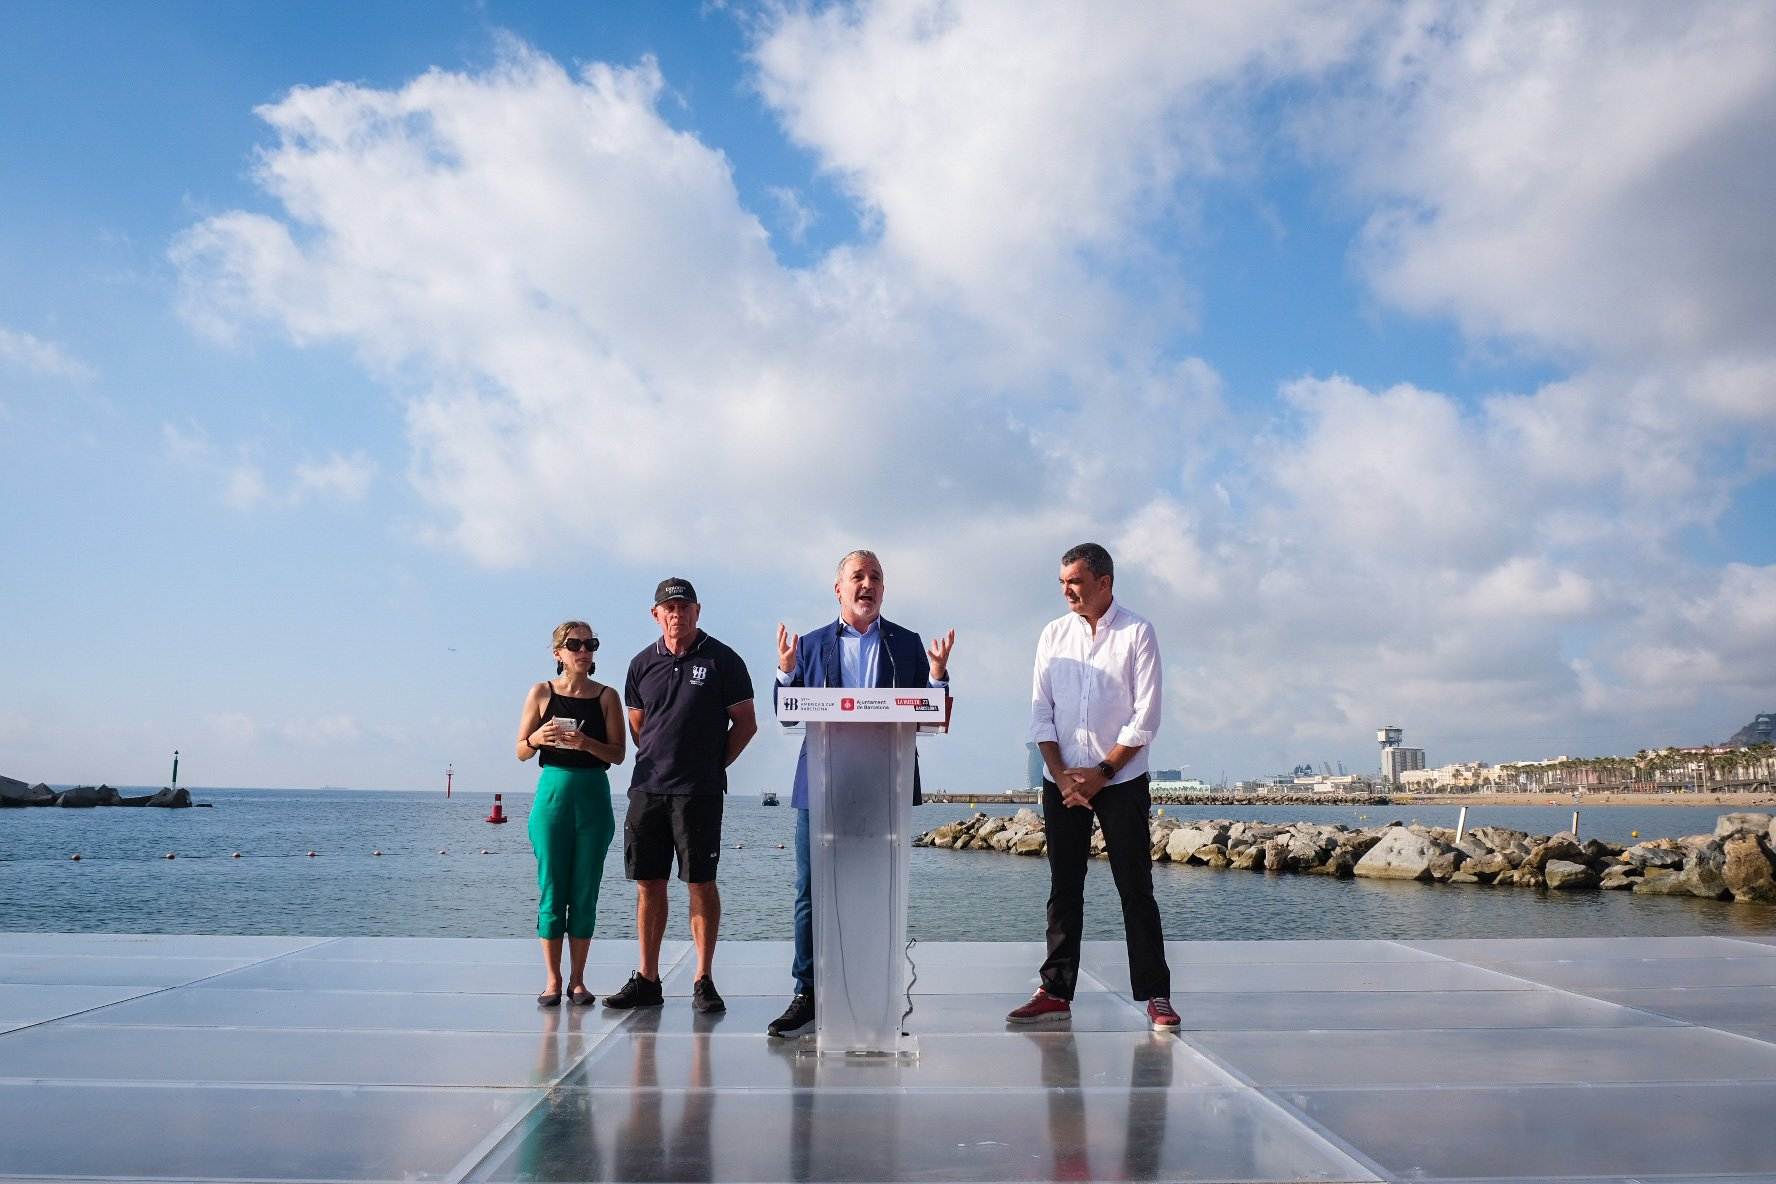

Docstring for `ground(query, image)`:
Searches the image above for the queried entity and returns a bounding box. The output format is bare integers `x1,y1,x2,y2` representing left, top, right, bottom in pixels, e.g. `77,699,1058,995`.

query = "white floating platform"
3,933,1776,1181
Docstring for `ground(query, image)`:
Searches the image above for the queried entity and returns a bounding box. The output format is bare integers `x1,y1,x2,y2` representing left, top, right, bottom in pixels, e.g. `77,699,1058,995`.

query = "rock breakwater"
1,774,192,808
913,810,1776,904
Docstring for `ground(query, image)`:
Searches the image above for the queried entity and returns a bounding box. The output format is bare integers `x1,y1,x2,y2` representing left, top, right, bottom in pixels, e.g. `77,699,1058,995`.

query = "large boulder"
1196,844,1230,868
1621,842,1687,871
1634,868,1692,896
1,776,57,806
1426,848,1467,882
57,785,121,808
1261,837,1296,872
1464,852,1514,883
1304,848,1352,877
1165,823,1227,864
1012,833,1046,856
1581,839,1621,864
1682,842,1732,900
144,787,191,808
1353,826,1450,881
1229,844,1267,871
1599,865,1640,891
923,822,964,848
1523,834,1584,872
1715,813,1774,839
1149,822,1175,861
1722,834,1776,904
1467,826,1533,861
1286,826,1341,866
1544,860,1600,890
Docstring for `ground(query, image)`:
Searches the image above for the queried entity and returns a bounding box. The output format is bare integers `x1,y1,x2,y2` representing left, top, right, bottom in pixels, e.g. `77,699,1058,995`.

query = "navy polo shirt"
624,630,754,796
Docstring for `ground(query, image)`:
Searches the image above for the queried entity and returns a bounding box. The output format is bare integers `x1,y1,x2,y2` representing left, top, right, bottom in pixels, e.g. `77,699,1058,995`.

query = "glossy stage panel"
4,932,1776,1182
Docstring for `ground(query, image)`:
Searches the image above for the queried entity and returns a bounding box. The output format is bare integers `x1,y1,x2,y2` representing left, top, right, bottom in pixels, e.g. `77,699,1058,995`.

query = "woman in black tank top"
516,620,625,1005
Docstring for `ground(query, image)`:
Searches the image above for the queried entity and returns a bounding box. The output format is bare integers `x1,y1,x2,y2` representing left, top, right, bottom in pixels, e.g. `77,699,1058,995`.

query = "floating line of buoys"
58,845,520,861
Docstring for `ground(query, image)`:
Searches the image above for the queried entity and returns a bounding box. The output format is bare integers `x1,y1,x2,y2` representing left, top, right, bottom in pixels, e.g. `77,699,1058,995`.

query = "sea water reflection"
4,790,1773,942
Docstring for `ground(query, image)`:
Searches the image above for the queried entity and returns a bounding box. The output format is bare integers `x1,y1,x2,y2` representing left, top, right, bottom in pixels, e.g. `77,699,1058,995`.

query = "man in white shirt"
1009,542,1178,1030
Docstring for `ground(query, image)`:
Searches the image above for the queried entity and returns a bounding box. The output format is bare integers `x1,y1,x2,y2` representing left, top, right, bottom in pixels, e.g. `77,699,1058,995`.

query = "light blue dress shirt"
837,619,882,687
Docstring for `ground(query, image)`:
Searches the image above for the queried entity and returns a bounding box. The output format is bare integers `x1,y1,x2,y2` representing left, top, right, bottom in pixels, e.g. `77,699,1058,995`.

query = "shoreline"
1391,791,1776,807
926,791,1776,808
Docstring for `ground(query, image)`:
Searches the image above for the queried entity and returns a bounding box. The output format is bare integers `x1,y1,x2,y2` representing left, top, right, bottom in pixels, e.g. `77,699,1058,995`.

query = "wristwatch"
1095,760,1115,781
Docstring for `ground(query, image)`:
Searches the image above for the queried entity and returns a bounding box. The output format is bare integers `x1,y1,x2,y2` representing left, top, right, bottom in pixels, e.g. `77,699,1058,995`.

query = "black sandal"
537,989,562,1007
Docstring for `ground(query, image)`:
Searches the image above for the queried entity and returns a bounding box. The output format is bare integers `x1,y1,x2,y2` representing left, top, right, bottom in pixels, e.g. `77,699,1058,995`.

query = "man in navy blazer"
766,549,954,1038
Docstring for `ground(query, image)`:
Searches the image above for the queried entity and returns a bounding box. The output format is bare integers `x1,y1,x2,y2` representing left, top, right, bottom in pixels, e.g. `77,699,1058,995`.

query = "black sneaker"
692,975,726,1014
602,971,664,1010
767,992,815,1038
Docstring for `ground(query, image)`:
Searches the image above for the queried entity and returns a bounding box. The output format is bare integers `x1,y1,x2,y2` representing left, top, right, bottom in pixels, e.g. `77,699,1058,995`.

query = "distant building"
1378,725,1425,787
1397,762,1493,791
1026,742,1045,791
1381,746,1426,786
1151,774,1211,795
1292,773,1374,794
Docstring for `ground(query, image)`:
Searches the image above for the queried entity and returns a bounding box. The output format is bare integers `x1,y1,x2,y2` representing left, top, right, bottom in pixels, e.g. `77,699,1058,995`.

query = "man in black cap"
603,578,757,1013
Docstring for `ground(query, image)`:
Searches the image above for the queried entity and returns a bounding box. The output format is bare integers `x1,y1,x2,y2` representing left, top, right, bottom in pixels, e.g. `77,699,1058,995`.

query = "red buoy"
485,793,508,824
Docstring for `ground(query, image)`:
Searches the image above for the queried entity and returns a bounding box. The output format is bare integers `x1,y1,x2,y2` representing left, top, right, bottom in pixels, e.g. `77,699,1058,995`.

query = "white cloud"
168,15,1776,778
170,427,375,510
1318,2,1776,367
224,462,270,509
292,452,375,502
750,1,1374,356
202,711,261,745
766,184,816,243
0,326,95,381
161,422,212,463
278,714,363,745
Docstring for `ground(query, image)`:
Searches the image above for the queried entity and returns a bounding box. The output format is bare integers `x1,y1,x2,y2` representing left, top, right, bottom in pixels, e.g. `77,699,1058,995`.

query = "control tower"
1377,726,1424,787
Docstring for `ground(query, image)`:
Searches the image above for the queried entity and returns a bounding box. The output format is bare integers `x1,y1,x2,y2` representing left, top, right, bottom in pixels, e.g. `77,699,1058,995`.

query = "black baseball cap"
654,577,698,605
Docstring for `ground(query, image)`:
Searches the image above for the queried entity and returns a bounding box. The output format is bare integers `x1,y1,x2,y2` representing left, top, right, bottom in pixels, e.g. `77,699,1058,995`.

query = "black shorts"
623,790,724,883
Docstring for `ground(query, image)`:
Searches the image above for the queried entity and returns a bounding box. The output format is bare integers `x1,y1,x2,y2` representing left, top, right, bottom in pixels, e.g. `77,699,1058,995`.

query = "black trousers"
1039,774,1171,1001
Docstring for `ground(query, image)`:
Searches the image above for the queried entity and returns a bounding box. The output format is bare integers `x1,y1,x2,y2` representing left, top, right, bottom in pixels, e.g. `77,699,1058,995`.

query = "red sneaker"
1006,988,1072,1024
1146,996,1180,1030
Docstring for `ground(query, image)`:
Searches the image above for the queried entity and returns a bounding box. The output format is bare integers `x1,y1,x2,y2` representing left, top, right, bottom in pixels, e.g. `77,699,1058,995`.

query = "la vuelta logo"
840,698,856,711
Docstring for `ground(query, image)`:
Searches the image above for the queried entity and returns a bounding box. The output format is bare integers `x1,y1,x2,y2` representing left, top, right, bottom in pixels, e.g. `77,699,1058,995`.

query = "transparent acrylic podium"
775,687,948,1058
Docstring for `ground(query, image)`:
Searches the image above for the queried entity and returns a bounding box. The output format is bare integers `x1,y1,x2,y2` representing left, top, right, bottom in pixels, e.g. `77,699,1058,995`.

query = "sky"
3,1,1774,795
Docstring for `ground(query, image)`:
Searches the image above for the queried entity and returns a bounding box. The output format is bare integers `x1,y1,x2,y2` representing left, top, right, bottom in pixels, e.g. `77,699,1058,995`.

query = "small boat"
761,791,780,806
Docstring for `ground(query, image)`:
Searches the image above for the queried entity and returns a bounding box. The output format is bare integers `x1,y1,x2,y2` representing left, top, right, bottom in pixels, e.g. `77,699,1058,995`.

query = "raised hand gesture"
776,622,799,674
926,629,955,681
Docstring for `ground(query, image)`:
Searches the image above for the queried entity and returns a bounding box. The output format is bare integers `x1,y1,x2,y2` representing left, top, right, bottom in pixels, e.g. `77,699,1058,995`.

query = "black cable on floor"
900,936,917,1034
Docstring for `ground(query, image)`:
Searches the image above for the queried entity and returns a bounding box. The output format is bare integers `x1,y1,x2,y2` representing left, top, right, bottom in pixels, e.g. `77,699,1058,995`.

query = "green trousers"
528,765,615,940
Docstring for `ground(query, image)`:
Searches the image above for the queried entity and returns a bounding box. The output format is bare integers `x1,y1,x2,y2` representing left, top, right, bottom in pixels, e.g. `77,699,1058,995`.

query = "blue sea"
4,789,1774,945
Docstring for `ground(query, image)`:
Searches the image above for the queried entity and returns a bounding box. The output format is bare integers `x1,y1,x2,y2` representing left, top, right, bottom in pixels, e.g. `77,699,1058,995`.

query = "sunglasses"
559,637,600,653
